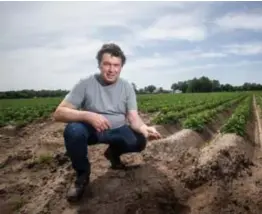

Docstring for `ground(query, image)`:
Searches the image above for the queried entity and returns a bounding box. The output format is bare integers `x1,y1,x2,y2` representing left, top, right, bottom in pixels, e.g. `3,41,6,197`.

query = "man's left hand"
140,125,162,140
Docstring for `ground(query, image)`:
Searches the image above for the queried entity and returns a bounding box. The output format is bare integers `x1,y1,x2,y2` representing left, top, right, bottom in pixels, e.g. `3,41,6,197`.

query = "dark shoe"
104,147,127,170
66,171,89,202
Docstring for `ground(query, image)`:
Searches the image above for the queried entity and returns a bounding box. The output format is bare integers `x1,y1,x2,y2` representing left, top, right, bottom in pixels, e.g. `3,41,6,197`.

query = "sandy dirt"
1,99,262,214
254,95,262,147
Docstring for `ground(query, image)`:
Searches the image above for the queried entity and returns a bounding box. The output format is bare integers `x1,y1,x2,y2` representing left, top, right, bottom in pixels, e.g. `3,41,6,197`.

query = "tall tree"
144,85,157,93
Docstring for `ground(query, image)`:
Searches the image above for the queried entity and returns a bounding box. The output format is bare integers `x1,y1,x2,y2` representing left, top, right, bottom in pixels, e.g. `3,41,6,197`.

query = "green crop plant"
220,96,252,136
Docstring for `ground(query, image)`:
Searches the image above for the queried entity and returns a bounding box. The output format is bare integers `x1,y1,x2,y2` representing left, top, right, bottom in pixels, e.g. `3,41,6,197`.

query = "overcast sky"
1,1,262,91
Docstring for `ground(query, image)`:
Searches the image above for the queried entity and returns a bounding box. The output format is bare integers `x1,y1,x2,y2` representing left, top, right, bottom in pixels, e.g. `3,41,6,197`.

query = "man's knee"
136,133,147,152
125,131,147,152
64,122,89,144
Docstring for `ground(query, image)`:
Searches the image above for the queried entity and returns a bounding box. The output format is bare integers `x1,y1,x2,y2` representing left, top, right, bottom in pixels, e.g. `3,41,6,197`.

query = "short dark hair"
96,43,126,66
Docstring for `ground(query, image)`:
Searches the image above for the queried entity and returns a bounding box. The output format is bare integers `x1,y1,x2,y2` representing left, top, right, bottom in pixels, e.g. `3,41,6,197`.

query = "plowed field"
1,93,262,214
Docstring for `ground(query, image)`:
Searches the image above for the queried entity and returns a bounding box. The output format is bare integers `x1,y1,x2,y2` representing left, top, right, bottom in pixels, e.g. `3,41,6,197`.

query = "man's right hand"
84,112,111,132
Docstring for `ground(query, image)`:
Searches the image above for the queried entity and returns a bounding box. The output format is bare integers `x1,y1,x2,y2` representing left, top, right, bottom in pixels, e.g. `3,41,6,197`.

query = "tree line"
134,76,262,94
0,89,69,99
170,76,262,93
1,76,261,99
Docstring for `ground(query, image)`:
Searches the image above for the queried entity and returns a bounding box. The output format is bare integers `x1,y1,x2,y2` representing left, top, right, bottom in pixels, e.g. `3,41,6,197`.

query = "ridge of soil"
1,97,262,214
253,95,262,147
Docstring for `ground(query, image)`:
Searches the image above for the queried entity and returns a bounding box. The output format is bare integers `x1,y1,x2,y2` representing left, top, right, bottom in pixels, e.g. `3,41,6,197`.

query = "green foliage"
138,92,242,113
170,76,262,93
182,116,205,132
220,96,252,136
256,94,262,117
0,97,62,127
182,95,246,131
151,93,246,124
0,92,256,132
0,89,68,99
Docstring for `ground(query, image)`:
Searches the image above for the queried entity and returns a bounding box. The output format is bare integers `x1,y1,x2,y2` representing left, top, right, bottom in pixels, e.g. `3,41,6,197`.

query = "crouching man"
53,43,161,202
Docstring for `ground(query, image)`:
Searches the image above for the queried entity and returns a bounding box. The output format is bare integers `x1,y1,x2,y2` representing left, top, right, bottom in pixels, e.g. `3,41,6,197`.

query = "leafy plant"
220,96,252,136
153,94,246,125
182,96,246,131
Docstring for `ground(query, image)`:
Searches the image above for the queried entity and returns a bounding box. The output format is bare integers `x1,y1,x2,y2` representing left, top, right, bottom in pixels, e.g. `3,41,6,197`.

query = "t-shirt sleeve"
64,79,86,109
126,82,138,111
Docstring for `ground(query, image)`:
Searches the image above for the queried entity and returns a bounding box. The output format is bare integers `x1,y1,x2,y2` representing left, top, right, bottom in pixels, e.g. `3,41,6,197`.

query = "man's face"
99,53,122,84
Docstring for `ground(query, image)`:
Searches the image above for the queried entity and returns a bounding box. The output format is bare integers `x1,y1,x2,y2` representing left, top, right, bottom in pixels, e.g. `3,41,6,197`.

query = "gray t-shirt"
64,73,137,129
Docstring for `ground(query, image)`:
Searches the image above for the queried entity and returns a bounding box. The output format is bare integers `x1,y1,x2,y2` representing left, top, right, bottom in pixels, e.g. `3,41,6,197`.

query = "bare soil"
254,95,262,147
1,99,262,214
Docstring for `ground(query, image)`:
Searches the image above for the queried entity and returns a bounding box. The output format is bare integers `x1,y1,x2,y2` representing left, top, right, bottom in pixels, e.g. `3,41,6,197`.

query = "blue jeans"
63,122,147,174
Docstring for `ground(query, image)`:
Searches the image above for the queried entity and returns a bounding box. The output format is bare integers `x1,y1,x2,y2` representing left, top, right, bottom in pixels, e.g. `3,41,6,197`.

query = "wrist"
82,111,94,123
139,124,147,131
139,124,148,136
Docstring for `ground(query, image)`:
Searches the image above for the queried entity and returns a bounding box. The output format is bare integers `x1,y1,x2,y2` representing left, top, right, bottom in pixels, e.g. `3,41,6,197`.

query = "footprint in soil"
72,164,191,214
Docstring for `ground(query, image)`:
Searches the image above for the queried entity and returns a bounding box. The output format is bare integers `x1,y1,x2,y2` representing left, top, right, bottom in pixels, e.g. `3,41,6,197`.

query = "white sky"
1,1,262,91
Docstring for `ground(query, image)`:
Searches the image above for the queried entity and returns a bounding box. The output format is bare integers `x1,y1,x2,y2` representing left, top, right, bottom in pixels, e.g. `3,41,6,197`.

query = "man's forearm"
129,115,147,133
53,107,91,123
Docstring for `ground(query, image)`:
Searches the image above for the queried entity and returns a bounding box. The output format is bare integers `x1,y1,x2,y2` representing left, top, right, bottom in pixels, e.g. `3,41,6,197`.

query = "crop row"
256,94,262,117
220,95,252,136
0,92,253,128
152,94,246,124
0,105,56,127
138,92,244,113
0,98,61,127
182,95,247,131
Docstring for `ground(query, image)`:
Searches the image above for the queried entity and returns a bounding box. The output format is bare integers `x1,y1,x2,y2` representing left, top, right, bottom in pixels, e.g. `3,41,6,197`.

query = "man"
53,43,161,202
